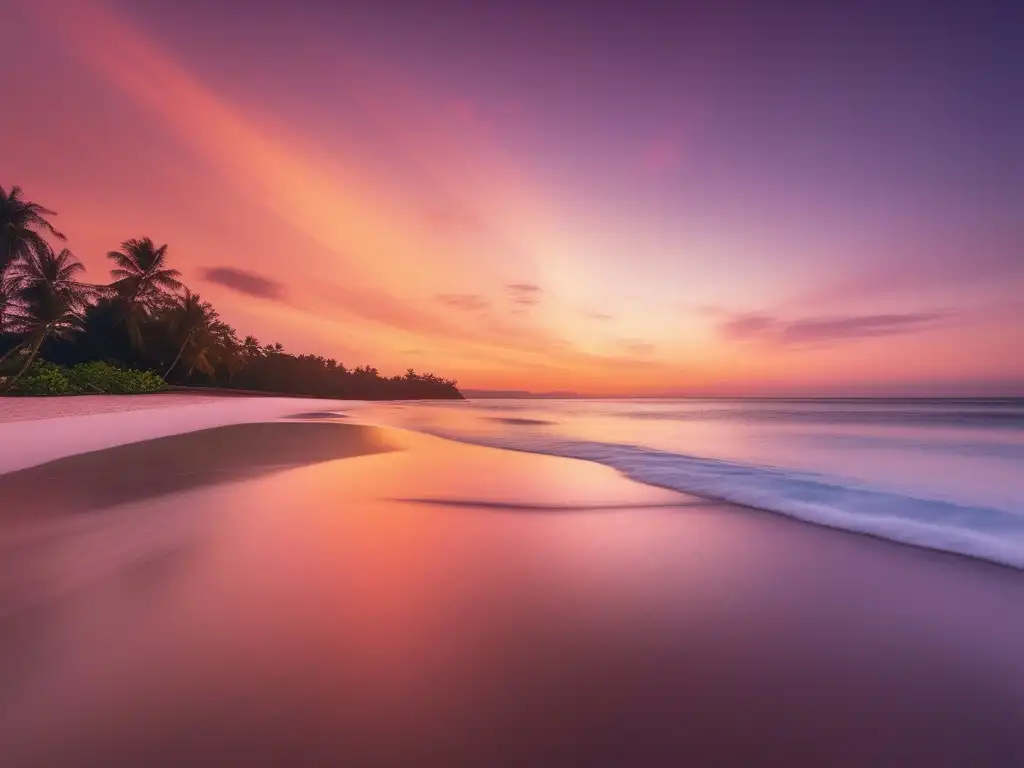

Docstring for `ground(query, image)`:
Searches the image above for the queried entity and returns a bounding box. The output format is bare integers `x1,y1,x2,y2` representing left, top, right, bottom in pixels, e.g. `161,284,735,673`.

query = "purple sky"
3,0,1022,393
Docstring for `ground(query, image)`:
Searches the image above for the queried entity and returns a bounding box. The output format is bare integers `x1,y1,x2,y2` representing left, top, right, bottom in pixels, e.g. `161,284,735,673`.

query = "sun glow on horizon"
3,0,1021,395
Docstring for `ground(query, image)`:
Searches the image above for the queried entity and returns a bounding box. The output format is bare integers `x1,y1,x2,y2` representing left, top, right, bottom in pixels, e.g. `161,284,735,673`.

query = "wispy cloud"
506,282,542,306
781,313,948,343
200,266,286,300
719,313,775,339
435,293,489,311
307,281,674,377
719,310,949,346
797,230,1024,308
618,338,656,356
29,0,485,294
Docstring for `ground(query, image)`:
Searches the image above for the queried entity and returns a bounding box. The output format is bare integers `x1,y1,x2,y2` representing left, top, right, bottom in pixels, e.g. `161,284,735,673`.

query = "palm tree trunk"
0,234,13,275
120,297,146,352
3,334,44,392
164,329,193,380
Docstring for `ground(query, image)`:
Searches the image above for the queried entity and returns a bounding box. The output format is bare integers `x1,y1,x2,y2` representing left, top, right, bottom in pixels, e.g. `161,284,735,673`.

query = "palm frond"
0,188,66,260
26,209,65,241
151,270,184,289
107,250,141,271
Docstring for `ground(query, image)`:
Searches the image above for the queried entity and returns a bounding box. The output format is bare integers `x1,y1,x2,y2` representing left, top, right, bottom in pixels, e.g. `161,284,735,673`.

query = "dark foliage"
0,184,462,399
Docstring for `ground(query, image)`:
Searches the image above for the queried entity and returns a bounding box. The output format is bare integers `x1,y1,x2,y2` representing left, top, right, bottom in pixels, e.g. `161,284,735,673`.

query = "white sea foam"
382,424,1024,570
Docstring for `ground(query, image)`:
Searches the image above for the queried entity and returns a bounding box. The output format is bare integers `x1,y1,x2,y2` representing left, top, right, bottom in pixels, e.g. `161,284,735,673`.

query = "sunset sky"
3,0,1021,395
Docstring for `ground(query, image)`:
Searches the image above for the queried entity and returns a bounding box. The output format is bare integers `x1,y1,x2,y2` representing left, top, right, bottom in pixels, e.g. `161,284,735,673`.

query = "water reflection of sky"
357,399,1024,514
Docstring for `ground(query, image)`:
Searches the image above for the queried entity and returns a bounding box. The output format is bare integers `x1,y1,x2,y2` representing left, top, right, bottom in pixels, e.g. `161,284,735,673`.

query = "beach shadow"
393,497,716,513
285,412,349,420
0,422,394,515
486,417,556,426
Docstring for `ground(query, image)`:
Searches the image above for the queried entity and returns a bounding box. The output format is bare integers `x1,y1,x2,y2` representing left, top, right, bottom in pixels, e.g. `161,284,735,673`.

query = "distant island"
0,185,462,399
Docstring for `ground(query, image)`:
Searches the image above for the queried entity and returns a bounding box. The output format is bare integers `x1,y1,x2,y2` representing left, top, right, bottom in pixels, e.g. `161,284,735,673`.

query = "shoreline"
418,436,1024,575
0,389,456,426
0,394,1020,574
0,421,1021,763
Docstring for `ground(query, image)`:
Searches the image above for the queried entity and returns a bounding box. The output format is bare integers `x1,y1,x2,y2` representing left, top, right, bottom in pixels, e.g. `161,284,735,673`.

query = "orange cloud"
13,0,571,369
20,0,438,288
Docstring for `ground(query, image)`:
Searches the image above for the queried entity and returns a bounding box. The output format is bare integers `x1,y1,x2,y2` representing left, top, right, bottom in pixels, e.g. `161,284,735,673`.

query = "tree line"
0,185,462,399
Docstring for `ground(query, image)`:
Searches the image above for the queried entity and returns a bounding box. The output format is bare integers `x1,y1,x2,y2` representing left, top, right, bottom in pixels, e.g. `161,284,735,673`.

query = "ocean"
354,398,1024,569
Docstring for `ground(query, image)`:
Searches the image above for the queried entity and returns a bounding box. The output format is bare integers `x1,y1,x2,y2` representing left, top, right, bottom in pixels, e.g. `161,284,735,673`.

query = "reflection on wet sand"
0,425,1022,765
0,422,392,515
393,497,718,511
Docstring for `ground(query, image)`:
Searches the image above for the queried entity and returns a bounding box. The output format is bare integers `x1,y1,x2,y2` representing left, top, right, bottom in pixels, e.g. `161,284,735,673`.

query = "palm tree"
162,289,217,380
242,335,263,358
203,320,242,380
1,245,93,390
0,268,25,367
180,317,240,381
1,185,66,277
219,339,246,385
15,244,96,301
107,237,183,347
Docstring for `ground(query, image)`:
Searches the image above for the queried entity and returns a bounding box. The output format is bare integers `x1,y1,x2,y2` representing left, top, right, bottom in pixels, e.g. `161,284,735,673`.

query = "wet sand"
0,395,362,473
1,422,1023,765
0,421,393,516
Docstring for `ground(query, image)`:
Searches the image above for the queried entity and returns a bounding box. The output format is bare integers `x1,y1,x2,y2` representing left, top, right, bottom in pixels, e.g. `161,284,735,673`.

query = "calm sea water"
355,398,1024,568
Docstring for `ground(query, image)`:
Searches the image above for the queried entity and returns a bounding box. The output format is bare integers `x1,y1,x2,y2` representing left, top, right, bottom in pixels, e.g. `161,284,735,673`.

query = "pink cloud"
717,310,950,346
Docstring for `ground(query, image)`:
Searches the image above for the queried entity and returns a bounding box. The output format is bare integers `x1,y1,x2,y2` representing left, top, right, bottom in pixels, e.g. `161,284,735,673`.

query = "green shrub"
9,360,77,395
8,360,167,396
65,361,167,394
